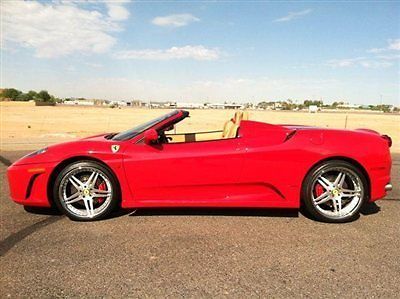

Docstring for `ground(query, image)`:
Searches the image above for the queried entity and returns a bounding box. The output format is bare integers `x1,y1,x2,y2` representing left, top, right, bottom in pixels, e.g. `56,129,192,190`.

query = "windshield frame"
111,110,181,141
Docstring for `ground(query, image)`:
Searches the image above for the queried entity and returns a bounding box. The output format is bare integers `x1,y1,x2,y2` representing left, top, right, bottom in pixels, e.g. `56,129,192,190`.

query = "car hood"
12,133,117,166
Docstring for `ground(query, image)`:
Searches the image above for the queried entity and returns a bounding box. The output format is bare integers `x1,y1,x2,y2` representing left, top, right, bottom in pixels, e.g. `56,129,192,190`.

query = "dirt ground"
1,101,399,152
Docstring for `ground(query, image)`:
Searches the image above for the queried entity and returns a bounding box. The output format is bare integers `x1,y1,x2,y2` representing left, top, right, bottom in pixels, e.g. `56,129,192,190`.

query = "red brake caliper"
97,182,106,204
314,183,324,197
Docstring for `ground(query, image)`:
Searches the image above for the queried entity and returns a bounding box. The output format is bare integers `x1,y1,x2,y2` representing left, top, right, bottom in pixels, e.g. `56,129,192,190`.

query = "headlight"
25,147,48,158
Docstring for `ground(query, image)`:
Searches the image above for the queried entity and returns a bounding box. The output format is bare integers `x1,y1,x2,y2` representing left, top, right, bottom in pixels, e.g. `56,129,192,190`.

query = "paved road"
1,151,399,298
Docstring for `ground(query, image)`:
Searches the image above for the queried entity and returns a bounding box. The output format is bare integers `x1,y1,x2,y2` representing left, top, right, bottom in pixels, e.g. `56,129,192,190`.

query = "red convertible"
7,110,392,222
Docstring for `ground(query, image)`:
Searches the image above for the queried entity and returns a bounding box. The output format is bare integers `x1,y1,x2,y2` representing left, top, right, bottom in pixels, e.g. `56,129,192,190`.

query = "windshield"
111,110,179,141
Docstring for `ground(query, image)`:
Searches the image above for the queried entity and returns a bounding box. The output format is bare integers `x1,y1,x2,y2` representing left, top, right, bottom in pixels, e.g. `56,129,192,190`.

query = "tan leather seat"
222,121,239,138
227,123,239,138
222,120,234,138
221,111,248,138
233,111,243,124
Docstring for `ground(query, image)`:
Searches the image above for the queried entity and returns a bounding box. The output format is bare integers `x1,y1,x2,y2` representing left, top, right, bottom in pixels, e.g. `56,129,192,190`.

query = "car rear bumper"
7,163,54,207
369,165,392,202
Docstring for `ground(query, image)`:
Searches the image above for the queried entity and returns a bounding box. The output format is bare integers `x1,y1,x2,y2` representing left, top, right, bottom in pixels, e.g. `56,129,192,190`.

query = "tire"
302,160,368,223
53,160,119,221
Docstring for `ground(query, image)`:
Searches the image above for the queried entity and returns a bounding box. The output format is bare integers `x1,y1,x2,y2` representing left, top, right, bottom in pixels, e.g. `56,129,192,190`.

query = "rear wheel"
302,160,367,223
53,161,118,221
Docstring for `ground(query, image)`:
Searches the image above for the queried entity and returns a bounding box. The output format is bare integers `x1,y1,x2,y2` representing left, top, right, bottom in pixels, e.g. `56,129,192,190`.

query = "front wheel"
53,161,119,221
302,160,368,223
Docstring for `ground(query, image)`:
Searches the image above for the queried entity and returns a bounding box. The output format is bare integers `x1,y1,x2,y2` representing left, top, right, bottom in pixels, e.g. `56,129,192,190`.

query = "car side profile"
7,110,392,223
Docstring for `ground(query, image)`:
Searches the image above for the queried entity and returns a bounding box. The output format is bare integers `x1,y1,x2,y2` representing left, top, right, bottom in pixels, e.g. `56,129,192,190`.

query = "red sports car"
7,110,392,222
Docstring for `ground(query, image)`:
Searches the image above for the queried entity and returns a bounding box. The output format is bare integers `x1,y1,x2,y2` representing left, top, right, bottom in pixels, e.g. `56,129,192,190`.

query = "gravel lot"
1,151,399,298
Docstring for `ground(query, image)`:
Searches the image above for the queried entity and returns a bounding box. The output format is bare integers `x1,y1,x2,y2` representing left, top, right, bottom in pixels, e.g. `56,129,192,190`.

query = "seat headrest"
232,111,249,124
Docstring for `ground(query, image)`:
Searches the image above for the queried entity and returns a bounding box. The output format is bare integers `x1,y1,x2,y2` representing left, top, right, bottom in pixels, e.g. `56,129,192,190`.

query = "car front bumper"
7,162,55,207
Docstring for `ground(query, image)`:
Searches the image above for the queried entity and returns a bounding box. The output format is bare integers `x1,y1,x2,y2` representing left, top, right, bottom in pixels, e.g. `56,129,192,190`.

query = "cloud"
388,39,400,51
85,62,103,68
329,39,400,69
152,13,200,27
327,57,393,69
1,1,129,58
114,45,220,61
327,57,365,68
367,38,400,53
106,2,130,21
274,9,312,22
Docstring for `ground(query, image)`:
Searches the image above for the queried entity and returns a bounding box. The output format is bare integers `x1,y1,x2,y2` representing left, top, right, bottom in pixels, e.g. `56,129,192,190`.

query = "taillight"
382,135,392,147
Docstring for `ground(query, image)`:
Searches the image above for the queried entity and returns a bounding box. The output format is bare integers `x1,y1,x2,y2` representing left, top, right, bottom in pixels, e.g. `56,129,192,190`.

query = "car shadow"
23,206,135,220
24,203,382,221
128,207,299,218
24,206,63,216
360,201,381,215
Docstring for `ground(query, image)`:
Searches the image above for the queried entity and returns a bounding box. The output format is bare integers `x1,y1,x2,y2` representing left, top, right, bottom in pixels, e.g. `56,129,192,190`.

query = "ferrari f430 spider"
8,110,392,222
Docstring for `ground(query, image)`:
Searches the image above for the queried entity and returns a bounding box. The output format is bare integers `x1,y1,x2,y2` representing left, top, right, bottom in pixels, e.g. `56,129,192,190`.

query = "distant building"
149,101,176,108
309,105,319,113
206,103,244,109
337,103,360,109
63,99,94,106
130,100,145,107
176,102,205,109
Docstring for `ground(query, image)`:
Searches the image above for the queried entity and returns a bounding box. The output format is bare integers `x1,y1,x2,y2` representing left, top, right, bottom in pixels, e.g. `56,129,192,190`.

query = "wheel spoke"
92,188,110,194
314,192,331,205
317,176,332,191
88,198,94,217
86,171,99,187
92,189,111,198
70,175,84,189
338,173,346,188
332,197,338,213
341,188,361,197
337,198,342,215
83,198,94,218
333,172,345,187
65,197,82,205
64,191,81,204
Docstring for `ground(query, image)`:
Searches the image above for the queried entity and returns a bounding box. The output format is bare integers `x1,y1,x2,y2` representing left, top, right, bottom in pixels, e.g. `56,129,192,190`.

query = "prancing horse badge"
111,145,120,153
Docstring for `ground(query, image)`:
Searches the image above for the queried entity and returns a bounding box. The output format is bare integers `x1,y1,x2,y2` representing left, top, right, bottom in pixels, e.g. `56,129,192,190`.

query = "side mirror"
143,129,158,145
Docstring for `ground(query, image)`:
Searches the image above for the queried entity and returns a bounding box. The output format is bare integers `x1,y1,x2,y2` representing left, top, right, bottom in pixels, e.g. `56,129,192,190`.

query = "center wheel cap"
83,189,90,196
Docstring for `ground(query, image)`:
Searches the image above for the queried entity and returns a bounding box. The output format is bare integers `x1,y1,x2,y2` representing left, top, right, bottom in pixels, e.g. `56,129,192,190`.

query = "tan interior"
166,110,248,143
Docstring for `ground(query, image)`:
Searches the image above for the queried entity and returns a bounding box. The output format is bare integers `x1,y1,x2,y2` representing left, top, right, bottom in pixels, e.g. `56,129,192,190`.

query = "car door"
123,137,245,205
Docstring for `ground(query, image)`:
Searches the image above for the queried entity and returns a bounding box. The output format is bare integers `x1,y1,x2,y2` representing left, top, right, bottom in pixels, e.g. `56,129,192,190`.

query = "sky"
1,0,399,105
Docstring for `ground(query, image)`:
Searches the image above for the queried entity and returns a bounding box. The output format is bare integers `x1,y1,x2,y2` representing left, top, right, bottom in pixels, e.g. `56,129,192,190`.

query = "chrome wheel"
58,166,113,219
311,167,364,219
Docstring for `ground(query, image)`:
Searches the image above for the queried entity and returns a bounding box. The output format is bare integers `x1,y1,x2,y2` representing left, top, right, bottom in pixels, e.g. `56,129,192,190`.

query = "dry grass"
1,101,399,152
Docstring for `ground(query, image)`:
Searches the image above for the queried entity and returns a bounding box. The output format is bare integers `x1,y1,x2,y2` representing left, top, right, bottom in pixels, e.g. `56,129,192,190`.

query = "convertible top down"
8,110,392,222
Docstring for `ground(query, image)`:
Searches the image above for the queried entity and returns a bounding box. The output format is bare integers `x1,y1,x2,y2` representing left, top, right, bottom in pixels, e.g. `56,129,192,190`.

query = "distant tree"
257,101,275,109
304,100,323,107
37,90,52,102
16,93,30,101
331,101,345,108
1,88,22,101
26,90,38,101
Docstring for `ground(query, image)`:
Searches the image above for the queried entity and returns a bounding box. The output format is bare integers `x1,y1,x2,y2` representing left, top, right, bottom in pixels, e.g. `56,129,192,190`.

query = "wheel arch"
301,156,371,202
47,156,121,208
